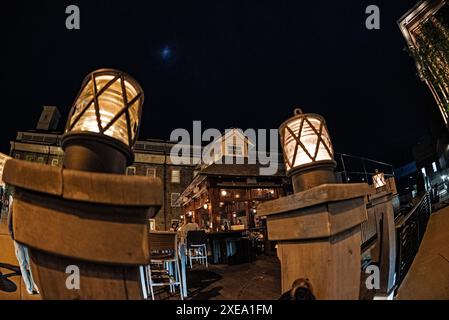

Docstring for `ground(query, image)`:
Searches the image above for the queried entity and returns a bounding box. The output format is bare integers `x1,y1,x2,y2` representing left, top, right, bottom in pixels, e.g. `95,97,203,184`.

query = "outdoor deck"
2,204,449,300
156,255,281,300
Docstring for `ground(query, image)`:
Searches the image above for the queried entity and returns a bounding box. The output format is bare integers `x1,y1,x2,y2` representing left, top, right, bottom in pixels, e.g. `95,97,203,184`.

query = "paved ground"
154,255,282,300
396,205,449,300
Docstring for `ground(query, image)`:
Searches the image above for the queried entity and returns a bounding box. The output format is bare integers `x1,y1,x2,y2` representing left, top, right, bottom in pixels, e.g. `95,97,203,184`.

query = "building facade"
399,0,449,125
178,129,289,231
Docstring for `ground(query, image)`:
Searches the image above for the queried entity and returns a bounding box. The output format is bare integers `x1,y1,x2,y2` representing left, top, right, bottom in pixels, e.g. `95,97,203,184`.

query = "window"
25,155,34,162
432,162,438,173
171,169,181,184
37,156,45,163
126,167,136,176
228,145,242,156
146,168,156,178
421,167,427,177
171,193,181,207
51,159,60,167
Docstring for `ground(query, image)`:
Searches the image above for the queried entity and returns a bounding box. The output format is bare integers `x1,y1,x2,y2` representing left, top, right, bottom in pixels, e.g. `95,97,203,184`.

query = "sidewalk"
396,205,449,300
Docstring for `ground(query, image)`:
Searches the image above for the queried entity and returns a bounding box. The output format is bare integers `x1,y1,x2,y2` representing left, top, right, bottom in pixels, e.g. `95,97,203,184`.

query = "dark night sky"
0,0,445,167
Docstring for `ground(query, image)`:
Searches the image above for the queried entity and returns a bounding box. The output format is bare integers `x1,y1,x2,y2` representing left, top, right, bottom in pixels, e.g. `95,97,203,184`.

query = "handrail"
394,192,431,291
396,193,430,228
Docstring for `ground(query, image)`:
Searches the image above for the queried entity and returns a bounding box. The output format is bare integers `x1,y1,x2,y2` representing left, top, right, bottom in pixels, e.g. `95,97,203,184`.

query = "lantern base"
289,160,337,193
61,132,134,174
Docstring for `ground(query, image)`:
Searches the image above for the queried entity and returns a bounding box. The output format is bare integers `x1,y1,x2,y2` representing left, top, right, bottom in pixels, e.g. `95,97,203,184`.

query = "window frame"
171,169,181,184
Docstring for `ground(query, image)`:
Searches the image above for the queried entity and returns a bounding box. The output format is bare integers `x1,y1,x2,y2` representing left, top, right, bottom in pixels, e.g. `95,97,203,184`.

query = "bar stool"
144,231,183,300
186,230,208,268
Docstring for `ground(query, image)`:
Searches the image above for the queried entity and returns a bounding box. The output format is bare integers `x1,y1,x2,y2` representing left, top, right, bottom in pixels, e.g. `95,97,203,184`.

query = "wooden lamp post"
258,108,370,300
366,170,399,299
3,69,162,300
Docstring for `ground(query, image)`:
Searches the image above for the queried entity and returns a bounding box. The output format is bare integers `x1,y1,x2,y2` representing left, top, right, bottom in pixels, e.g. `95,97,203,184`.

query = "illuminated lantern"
279,108,336,192
372,169,386,189
62,69,144,173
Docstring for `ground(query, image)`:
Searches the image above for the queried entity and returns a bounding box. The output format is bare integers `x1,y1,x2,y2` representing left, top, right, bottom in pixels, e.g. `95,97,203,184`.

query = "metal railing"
395,192,431,289
335,153,394,184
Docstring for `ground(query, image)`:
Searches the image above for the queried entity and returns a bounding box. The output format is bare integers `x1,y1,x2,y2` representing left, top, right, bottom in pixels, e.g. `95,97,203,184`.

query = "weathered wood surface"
277,227,362,299
258,183,371,217
63,169,162,206
259,183,370,300
3,159,163,206
29,250,143,300
13,190,155,265
3,159,62,196
366,191,397,296
266,197,367,241
3,159,163,300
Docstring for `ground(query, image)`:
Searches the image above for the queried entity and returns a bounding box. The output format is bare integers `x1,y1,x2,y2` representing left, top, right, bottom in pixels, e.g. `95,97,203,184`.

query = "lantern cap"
293,108,303,115
279,108,327,134
79,68,144,99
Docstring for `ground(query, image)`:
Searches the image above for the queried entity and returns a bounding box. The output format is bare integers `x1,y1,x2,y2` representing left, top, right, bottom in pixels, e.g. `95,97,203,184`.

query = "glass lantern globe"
61,69,144,173
279,108,336,192
373,170,386,189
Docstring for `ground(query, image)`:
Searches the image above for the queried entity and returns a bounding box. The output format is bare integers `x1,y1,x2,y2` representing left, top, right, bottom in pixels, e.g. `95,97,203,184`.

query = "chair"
144,231,183,300
186,230,208,269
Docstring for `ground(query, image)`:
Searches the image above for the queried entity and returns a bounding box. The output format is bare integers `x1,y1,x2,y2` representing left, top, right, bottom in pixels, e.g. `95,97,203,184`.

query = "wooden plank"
266,197,367,240
277,227,362,299
258,183,371,217
13,190,153,265
29,250,143,300
2,159,62,196
62,169,163,206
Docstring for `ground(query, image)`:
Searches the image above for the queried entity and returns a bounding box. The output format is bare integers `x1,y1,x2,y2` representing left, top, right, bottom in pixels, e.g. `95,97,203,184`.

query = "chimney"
37,106,61,131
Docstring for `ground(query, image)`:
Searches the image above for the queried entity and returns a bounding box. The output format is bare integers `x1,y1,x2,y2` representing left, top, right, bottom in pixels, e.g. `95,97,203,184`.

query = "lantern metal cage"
61,69,144,173
279,108,337,192
372,170,386,189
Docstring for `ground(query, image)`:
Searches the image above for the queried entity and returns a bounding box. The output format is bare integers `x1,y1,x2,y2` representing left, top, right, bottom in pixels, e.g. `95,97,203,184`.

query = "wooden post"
258,183,370,299
366,189,398,299
3,159,162,300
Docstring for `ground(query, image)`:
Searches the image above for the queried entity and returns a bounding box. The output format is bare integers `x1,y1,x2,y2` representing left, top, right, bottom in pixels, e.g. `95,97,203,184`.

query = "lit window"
51,159,59,167
171,193,181,207
228,145,242,156
171,169,181,184
432,162,437,173
421,167,426,177
126,167,136,176
146,168,156,178
25,155,34,162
